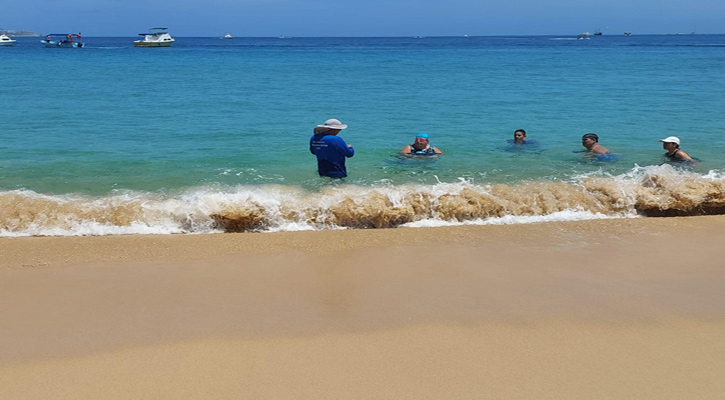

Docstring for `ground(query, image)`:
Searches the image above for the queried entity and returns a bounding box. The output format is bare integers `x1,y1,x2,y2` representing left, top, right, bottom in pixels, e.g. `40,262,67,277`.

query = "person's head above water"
413,133,430,149
659,136,680,148
513,129,527,144
581,133,609,154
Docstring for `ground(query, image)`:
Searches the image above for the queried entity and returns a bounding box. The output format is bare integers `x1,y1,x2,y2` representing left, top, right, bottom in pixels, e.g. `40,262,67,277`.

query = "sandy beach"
1,216,724,399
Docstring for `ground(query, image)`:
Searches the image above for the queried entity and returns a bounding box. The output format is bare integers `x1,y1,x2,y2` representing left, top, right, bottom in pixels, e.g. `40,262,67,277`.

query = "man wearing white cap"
309,118,354,178
659,136,693,162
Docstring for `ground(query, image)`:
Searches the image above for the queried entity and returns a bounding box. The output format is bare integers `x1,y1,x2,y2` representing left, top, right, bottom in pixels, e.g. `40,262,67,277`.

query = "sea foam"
1,165,723,237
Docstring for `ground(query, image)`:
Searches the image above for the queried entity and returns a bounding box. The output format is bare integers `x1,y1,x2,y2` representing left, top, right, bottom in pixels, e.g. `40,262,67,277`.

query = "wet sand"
1,216,724,399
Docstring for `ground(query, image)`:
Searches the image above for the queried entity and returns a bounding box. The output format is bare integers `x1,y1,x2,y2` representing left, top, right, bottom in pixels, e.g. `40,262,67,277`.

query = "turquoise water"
1,35,724,235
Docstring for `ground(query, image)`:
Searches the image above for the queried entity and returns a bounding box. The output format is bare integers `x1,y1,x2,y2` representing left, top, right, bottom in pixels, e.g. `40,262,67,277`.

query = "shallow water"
2,35,724,235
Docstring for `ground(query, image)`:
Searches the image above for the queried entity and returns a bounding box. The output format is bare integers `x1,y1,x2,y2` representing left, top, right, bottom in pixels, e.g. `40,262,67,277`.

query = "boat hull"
134,41,173,47
41,40,83,48
0,42,16,46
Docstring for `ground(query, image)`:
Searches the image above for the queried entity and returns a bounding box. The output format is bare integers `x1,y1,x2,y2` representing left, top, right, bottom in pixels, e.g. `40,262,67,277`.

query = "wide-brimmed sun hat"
316,119,348,130
659,136,680,145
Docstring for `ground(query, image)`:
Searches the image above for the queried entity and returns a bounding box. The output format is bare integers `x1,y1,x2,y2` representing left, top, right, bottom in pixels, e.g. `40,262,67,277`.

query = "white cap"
316,119,348,130
659,136,680,145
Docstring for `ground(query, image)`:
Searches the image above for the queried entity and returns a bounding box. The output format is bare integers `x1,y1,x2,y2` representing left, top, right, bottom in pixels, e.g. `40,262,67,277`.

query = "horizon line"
5,33,723,38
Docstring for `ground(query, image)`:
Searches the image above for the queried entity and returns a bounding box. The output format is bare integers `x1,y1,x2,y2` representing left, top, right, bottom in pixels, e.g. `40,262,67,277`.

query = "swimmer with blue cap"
401,133,443,155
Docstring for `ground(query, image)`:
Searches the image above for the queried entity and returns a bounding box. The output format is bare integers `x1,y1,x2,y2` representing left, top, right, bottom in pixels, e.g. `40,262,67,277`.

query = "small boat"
134,28,175,47
221,33,233,39
593,29,603,36
576,32,591,40
40,33,83,48
624,32,632,36
0,34,17,46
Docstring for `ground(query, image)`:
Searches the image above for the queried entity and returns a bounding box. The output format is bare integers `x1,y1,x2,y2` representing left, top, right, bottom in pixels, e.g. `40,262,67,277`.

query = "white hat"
659,136,680,145
316,118,348,130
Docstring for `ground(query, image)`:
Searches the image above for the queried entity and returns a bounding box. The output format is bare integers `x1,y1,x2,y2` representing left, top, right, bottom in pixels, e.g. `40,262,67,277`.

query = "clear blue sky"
3,0,723,36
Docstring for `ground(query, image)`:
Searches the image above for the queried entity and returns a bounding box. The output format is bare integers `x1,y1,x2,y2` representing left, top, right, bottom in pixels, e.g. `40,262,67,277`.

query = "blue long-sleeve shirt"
309,133,354,178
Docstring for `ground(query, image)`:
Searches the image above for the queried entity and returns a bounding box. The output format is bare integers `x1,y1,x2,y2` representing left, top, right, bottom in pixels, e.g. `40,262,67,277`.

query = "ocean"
1,35,724,236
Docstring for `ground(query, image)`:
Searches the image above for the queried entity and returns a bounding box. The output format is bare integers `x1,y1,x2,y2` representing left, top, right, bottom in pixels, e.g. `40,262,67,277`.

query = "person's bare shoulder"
594,145,609,154
677,150,693,161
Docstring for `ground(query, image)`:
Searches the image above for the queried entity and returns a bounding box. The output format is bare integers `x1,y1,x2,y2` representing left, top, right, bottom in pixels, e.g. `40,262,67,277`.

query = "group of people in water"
576,132,692,162
309,118,694,178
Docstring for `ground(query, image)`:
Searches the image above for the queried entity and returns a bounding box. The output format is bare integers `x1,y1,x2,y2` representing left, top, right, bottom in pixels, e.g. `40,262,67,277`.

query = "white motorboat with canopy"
0,34,17,46
134,28,175,47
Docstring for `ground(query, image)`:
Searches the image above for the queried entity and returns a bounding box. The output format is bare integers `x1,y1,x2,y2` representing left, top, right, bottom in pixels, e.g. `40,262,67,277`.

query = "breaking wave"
1,165,724,237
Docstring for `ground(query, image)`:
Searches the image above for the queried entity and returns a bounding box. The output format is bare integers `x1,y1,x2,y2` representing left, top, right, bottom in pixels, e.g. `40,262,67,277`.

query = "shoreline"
2,216,724,398
2,214,725,267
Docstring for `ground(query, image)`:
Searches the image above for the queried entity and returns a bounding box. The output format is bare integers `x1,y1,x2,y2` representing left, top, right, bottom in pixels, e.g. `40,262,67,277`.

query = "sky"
3,0,724,37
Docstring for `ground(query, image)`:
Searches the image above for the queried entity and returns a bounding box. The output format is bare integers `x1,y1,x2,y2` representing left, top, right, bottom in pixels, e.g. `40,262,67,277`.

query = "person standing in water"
659,136,693,162
309,118,354,178
401,133,443,155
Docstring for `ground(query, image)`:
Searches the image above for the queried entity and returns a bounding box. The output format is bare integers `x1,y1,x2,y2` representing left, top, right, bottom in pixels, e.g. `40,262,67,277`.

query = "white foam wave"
1,165,723,237
402,210,635,228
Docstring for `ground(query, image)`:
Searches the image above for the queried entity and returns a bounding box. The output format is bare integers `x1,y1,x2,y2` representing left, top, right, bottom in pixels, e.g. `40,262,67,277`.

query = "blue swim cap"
416,133,429,139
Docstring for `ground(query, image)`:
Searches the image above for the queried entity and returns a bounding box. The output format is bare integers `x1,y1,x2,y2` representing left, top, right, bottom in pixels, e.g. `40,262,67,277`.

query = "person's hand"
348,145,352,147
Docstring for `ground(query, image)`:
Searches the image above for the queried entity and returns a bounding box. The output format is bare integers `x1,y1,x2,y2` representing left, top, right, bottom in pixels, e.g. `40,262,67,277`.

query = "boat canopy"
139,28,169,35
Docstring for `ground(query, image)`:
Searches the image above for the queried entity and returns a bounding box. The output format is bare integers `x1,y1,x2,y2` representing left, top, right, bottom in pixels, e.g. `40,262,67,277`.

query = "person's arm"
401,145,412,154
335,137,354,157
676,150,693,161
432,146,443,155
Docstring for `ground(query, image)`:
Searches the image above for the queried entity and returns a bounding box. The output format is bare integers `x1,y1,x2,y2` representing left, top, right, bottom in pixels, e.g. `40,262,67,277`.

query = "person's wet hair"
515,129,526,136
582,133,599,142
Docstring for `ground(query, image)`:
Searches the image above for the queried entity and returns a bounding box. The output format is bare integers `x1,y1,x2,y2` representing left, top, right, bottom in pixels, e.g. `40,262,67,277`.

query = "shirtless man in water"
581,133,609,155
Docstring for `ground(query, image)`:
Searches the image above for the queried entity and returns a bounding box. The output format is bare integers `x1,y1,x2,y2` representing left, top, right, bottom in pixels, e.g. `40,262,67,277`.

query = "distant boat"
0,34,17,46
41,33,83,48
577,32,591,40
277,35,291,39
221,33,233,39
134,28,175,47
415,36,424,39
624,32,632,36
593,29,603,36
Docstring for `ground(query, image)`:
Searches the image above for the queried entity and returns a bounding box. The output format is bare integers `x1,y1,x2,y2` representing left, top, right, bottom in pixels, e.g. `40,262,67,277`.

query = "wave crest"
2,165,724,236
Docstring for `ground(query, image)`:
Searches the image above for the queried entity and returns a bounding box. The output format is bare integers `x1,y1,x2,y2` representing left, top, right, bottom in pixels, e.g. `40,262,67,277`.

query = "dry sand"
1,216,724,399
